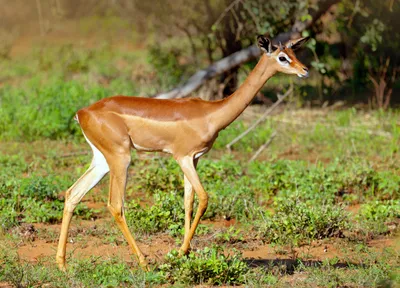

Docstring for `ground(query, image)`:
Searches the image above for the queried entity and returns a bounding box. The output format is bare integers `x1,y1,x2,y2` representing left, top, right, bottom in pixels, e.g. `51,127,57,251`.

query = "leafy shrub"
355,200,400,235
205,185,263,221
126,191,185,236
158,247,249,285
19,176,60,201
198,155,244,183
69,257,144,287
257,197,349,246
134,158,182,193
199,156,264,221
215,227,246,244
0,174,93,229
372,172,400,200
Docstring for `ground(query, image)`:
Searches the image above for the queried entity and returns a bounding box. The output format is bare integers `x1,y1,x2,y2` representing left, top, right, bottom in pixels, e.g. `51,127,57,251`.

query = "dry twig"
226,87,293,150
249,131,277,162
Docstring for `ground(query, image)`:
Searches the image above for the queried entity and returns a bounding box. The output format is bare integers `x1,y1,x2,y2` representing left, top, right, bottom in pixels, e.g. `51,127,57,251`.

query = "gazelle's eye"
279,56,288,62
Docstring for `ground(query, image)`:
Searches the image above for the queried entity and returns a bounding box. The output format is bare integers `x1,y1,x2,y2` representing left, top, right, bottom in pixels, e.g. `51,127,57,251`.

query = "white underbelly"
133,142,172,154
195,148,208,159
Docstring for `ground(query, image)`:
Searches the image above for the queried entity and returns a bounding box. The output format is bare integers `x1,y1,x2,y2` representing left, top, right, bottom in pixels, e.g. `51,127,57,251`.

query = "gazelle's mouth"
297,71,309,78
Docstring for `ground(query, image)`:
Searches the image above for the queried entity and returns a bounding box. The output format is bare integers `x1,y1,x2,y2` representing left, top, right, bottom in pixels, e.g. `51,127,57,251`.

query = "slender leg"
56,149,109,270
177,156,208,254
107,156,148,270
183,158,198,245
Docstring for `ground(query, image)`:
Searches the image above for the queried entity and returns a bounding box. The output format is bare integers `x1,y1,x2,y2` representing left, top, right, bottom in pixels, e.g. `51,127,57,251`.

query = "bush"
257,197,349,246
126,191,185,236
0,174,93,230
355,200,400,235
158,246,249,285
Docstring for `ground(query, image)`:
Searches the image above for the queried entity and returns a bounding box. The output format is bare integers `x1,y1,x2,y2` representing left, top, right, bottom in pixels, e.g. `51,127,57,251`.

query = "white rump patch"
82,132,109,174
64,130,109,211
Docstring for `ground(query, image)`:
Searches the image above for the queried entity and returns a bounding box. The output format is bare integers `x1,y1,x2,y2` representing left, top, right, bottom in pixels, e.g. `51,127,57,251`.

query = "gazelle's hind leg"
183,158,198,246
56,134,109,270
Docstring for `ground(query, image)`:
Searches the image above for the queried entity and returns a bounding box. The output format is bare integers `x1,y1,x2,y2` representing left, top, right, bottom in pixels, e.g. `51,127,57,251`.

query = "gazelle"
56,35,310,270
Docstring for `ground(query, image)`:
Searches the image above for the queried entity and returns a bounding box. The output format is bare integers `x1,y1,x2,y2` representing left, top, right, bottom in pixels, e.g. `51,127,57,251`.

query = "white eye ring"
278,56,289,62
277,53,291,65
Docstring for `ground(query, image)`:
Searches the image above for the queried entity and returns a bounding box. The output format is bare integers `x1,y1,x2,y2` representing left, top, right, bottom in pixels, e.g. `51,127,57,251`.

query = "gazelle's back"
78,95,219,122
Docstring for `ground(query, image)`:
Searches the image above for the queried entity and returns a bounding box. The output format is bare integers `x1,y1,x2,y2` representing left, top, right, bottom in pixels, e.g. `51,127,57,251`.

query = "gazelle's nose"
302,67,309,77
298,67,309,78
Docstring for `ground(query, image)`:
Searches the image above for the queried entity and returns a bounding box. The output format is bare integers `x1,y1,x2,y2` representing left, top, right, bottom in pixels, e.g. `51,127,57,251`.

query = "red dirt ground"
14,218,399,268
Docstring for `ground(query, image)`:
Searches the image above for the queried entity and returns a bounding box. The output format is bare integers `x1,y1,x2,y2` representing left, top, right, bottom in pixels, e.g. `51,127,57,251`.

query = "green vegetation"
1,108,399,286
0,249,150,287
159,247,249,285
356,200,400,236
126,191,186,237
0,156,93,231
0,1,399,285
257,199,349,247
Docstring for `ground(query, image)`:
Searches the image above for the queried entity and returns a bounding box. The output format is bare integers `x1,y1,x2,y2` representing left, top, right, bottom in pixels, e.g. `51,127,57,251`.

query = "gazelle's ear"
257,35,274,55
287,36,310,50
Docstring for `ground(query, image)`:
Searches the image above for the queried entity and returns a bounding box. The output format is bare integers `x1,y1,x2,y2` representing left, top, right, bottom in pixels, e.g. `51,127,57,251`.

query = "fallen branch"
155,0,340,99
249,131,277,162
225,87,292,151
155,45,260,99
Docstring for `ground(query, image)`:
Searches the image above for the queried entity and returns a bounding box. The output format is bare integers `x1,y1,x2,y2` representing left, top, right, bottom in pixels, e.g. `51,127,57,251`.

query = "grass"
1,109,399,286
0,39,399,286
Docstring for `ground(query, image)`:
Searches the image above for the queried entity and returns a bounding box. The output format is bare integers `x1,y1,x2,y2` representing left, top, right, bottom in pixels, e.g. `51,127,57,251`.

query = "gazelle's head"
257,35,310,78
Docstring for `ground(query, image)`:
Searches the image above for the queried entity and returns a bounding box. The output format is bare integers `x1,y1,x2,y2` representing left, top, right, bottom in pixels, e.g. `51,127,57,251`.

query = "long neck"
212,55,277,130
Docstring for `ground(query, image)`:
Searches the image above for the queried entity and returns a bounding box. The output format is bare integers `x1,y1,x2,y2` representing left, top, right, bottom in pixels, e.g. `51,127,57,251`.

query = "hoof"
178,247,190,257
139,260,150,272
56,255,67,271
57,262,67,271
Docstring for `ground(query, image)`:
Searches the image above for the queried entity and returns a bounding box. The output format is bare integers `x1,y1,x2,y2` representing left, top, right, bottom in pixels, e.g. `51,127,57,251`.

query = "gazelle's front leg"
183,158,198,246
178,156,208,254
